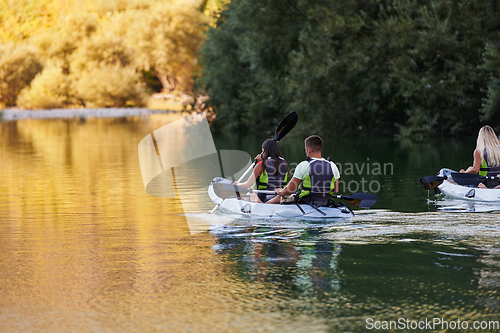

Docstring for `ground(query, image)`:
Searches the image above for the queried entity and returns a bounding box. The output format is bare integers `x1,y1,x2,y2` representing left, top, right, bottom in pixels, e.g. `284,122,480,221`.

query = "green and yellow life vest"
479,158,488,177
479,150,500,177
298,159,336,199
255,157,289,202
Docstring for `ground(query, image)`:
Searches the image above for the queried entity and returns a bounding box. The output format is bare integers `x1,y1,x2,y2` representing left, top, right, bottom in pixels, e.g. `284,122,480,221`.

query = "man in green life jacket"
266,135,340,205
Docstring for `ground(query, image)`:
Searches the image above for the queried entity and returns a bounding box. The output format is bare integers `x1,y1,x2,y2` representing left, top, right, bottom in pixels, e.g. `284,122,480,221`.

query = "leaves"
1,0,214,109
0,43,44,107
199,0,500,137
73,65,147,108
17,65,71,109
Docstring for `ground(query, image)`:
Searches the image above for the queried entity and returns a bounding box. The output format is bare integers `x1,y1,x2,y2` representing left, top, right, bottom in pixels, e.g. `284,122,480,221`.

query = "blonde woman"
460,125,500,188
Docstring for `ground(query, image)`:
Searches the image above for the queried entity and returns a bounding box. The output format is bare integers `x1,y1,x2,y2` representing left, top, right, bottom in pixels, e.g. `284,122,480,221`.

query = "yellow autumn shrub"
70,32,135,73
0,0,223,108
46,14,99,74
17,65,71,109
0,43,44,107
73,64,147,107
124,0,208,91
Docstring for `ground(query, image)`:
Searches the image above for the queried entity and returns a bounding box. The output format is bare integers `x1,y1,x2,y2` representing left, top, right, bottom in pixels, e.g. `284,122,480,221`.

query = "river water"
0,112,499,332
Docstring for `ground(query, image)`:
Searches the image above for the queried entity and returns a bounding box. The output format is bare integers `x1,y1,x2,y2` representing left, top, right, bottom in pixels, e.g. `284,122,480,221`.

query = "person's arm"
234,162,263,188
275,177,301,197
331,162,340,194
460,149,482,174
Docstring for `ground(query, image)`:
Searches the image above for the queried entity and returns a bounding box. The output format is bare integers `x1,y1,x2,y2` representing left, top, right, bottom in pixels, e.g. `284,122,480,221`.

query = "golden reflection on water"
0,115,233,332
0,115,335,332
1,115,500,332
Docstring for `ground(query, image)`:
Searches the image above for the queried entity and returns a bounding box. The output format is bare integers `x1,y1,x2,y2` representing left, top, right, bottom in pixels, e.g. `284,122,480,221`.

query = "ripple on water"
187,207,500,248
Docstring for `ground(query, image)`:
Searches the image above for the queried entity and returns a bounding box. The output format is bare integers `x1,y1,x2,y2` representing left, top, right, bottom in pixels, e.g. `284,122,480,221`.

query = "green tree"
198,0,305,132
199,0,500,137
479,0,500,130
289,0,494,137
481,42,500,128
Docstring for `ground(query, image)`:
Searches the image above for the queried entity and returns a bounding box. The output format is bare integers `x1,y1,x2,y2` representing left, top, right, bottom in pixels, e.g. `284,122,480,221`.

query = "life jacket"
255,157,289,202
479,149,500,177
298,159,337,202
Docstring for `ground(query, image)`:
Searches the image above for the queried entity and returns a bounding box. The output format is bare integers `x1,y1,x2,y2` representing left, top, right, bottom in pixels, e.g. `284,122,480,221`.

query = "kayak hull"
208,177,354,219
438,168,500,202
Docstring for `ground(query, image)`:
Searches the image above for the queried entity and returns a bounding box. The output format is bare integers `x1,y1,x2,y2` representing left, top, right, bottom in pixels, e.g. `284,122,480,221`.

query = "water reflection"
210,223,500,326
1,114,500,332
419,187,500,213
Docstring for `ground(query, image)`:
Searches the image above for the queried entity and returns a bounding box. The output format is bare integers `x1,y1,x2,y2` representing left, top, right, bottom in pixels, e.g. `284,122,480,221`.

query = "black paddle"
451,172,498,186
333,193,377,208
273,111,298,142
213,183,377,208
419,172,499,190
236,112,298,182
419,175,447,190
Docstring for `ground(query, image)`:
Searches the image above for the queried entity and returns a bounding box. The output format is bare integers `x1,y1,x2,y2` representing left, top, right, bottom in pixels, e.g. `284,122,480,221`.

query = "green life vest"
479,158,488,177
255,157,289,190
479,150,500,177
298,159,337,199
256,169,289,190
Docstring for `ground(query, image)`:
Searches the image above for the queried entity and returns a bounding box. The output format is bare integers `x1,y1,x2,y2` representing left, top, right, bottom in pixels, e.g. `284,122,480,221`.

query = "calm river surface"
1,112,499,332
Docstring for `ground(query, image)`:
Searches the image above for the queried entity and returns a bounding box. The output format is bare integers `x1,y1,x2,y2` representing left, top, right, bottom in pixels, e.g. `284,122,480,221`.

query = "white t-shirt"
293,158,340,181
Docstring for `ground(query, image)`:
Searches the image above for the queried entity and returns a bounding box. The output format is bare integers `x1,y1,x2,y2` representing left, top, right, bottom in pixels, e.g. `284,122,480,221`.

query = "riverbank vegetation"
0,0,220,109
199,0,500,138
2,0,500,137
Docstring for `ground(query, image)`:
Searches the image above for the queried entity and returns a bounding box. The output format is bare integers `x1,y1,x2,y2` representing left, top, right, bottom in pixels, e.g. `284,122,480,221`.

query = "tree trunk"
155,70,176,91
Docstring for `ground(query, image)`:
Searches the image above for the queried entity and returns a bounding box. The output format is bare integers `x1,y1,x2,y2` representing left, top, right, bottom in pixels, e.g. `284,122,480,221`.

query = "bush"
73,64,148,107
0,43,44,107
46,14,99,74
16,65,71,109
70,33,135,73
126,0,208,91
2,0,216,108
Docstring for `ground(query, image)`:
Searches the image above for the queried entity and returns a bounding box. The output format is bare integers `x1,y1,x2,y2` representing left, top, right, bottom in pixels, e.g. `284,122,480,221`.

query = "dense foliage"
0,0,217,109
3,0,500,138
199,0,500,137
0,44,43,107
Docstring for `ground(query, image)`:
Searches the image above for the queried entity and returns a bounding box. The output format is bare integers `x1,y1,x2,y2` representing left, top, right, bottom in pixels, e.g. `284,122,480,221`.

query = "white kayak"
208,177,355,219
437,168,500,202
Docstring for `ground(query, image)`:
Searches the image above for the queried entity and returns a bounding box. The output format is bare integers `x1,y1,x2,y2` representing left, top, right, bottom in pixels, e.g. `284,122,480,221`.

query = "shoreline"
0,108,180,121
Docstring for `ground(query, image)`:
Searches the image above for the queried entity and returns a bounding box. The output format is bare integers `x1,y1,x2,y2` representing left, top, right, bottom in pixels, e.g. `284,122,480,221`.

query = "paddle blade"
212,183,252,199
342,193,377,208
273,112,298,142
451,172,485,186
419,176,445,190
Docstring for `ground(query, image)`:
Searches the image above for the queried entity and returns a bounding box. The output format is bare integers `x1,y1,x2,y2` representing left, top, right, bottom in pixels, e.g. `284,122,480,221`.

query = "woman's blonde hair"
477,125,500,166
